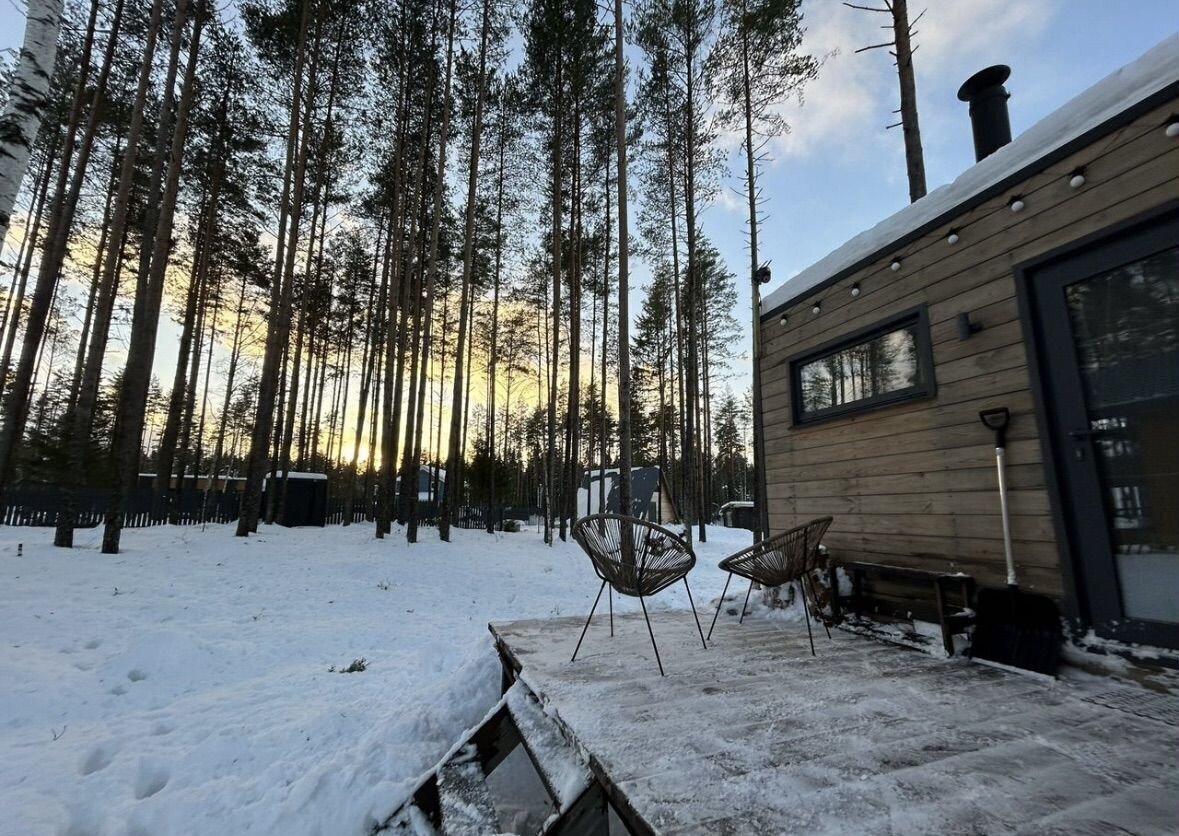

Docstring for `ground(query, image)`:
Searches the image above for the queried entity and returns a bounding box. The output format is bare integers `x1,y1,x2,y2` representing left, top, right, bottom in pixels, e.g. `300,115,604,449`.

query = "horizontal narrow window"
789,306,935,424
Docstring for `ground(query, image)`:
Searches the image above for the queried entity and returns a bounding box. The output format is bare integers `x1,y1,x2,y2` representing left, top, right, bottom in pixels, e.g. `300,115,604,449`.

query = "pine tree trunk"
102,0,207,553
545,57,563,546
485,107,507,533
236,0,311,537
438,0,486,541
892,0,926,202
682,29,703,543
613,0,632,519
0,132,57,404
740,15,768,542
154,71,229,515
53,0,162,546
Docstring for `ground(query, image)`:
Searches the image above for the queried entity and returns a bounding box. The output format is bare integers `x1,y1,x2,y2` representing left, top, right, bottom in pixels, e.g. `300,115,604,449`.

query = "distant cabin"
576,467,679,525
720,501,757,531
262,472,328,528
755,37,1179,655
395,466,446,502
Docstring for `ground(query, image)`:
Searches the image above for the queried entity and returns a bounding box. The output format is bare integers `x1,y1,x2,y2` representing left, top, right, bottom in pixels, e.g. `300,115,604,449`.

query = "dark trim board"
1014,201,1179,650
760,80,1179,321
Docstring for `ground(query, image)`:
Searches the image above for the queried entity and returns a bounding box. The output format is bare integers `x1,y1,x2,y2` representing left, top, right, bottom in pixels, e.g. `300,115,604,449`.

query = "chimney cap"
958,65,1011,102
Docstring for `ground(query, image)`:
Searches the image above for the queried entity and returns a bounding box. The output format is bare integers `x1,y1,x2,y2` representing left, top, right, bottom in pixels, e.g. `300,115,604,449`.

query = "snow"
265,471,329,481
761,34,1179,313
0,521,753,835
492,610,1179,835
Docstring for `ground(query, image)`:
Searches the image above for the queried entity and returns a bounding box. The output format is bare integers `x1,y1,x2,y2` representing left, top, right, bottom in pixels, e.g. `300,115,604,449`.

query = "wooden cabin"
757,37,1179,654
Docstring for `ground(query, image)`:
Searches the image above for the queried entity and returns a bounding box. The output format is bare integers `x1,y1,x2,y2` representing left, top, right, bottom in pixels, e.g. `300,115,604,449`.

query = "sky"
700,0,1179,395
2,0,1178,437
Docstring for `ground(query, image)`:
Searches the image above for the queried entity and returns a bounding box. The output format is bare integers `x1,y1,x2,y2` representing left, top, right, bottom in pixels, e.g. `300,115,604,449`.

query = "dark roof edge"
760,79,1179,322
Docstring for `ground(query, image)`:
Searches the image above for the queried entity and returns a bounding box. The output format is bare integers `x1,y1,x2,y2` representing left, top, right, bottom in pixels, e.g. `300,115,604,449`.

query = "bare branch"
843,2,891,11
854,41,895,53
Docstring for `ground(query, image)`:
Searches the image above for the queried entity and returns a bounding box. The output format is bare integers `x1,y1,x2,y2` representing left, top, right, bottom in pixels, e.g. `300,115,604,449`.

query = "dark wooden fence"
3,485,541,533
1,485,241,529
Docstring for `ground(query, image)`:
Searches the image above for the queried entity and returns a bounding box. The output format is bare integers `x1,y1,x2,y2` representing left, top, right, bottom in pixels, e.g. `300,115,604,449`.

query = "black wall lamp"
958,312,983,340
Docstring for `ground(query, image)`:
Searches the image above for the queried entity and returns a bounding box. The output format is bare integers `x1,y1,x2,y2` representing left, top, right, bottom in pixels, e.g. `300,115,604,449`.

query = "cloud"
768,0,1060,161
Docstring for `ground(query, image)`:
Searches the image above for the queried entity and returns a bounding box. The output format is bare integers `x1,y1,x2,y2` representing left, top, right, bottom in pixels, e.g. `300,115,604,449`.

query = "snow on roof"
761,35,1179,315
394,465,446,483
266,471,328,481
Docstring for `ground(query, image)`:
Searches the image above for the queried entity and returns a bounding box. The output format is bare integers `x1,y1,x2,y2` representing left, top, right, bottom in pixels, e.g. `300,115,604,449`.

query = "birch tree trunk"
0,0,65,249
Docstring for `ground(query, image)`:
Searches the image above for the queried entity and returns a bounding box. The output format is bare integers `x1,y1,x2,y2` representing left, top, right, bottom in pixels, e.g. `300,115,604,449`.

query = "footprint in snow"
150,721,174,736
84,639,102,649
79,742,117,776
127,669,148,682
134,759,170,800
109,684,127,696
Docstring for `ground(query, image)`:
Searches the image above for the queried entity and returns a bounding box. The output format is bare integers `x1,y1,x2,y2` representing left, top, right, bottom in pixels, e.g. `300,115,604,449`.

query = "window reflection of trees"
1066,247,1179,408
800,325,921,415
1065,247,1178,556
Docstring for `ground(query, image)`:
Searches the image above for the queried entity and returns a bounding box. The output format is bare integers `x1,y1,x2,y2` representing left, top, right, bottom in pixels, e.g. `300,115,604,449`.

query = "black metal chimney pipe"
957,65,1013,162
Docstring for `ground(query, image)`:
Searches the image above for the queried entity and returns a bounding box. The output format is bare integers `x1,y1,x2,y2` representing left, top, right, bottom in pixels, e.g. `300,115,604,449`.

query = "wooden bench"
828,561,975,656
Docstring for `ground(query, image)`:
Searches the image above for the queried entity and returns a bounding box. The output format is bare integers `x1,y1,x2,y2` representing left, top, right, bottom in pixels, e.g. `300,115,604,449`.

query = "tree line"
0,0,817,552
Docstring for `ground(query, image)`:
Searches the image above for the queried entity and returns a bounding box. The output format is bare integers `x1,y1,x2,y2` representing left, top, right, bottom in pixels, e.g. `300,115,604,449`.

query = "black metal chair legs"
571,580,607,664
707,574,755,639
707,573,733,641
572,579,708,677
709,571,833,657
637,594,664,676
683,578,708,650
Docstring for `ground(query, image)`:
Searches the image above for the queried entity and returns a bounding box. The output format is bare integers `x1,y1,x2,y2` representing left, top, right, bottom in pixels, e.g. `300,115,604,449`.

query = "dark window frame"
788,304,936,426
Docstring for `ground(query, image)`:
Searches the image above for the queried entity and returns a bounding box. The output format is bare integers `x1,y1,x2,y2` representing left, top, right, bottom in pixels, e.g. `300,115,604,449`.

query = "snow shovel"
970,407,1062,677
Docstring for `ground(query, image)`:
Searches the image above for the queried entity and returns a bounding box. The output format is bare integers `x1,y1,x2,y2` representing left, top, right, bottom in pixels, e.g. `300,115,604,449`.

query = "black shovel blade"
971,586,1062,676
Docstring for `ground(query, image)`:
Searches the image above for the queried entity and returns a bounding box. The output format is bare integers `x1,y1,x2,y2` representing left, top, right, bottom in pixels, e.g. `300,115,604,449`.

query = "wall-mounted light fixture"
958,312,983,340
946,229,960,245
812,302,822,315
779,313,788,327
1069,167,1086,189
850,283,861,297
1165,115,1179,138
1009,195,1026,213
889,258,902,272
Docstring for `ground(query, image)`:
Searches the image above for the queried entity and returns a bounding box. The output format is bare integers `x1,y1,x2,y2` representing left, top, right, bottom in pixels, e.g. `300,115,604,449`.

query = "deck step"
506,685,592,814
437,746,500,835
377,682,605,835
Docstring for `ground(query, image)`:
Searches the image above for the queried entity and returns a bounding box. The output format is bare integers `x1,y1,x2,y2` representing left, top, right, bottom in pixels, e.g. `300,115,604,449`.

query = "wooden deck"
490,611,1178,835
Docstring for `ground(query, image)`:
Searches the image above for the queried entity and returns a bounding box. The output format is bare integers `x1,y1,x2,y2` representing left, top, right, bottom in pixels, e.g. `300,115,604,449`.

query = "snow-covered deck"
490,612,1178,835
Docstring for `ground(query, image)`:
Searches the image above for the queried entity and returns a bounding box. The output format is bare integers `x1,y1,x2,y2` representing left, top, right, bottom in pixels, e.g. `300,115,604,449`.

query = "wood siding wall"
758,99,1179,597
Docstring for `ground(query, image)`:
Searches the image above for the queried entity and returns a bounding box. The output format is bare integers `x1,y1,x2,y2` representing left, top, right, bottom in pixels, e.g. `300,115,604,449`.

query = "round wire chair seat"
569,514,707,675
572,514,695,597
709,516,835,655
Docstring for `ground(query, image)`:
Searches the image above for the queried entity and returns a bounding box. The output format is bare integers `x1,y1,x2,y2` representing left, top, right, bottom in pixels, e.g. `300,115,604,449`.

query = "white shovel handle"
995,445,1017,587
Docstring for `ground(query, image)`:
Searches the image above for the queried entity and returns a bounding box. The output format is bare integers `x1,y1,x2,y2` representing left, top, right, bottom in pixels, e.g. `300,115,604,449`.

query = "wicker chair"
570,514,707,676
707,517,834,656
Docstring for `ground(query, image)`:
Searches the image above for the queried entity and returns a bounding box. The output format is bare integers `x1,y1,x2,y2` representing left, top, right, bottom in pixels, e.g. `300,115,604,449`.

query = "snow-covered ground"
0,520,753,836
